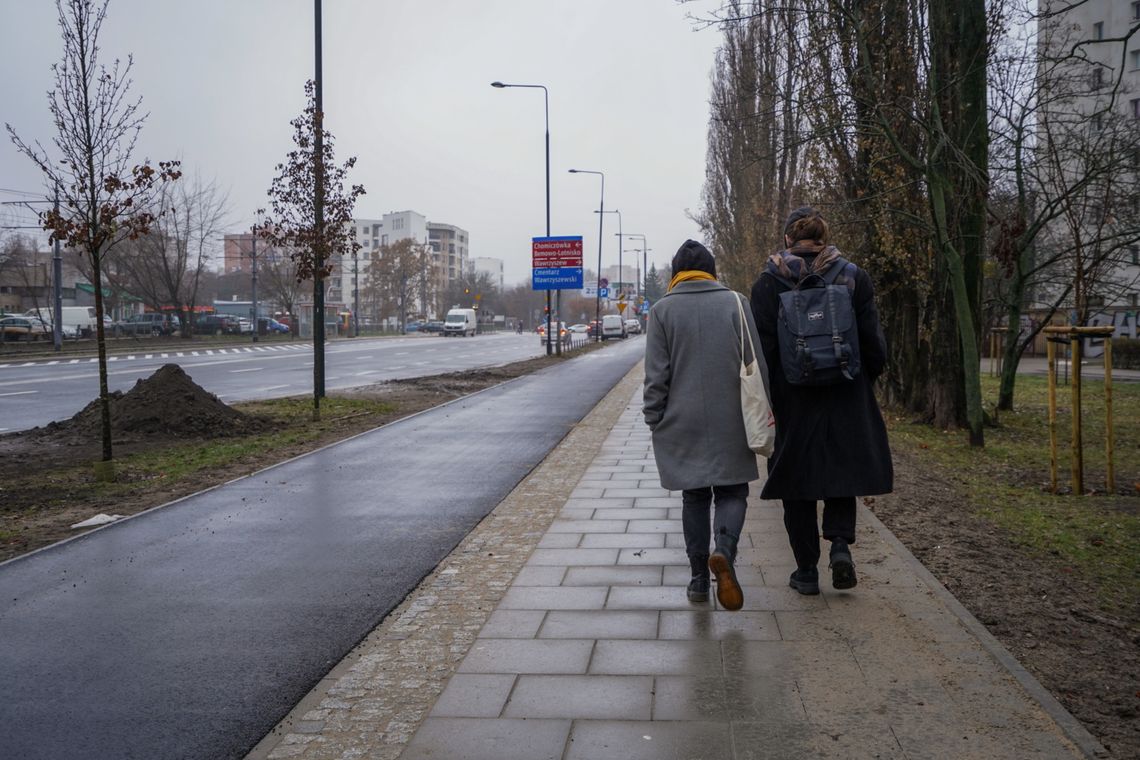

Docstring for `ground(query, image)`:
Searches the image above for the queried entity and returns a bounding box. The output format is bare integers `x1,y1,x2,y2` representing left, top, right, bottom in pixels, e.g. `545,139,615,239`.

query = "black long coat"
749,254,893,500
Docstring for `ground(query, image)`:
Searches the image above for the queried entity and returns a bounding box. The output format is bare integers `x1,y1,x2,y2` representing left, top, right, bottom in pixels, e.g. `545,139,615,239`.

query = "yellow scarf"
668,270,717,291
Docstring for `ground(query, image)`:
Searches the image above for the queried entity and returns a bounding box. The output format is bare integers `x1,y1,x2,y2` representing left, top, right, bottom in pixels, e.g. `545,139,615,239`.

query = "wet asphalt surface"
0,338,644,760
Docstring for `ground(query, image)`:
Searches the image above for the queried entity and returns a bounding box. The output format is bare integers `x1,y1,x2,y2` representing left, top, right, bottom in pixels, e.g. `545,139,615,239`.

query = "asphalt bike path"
0,338,644,760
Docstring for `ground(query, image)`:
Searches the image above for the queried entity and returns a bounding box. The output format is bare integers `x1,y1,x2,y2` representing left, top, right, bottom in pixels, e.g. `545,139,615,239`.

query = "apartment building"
1038,0,1140,327
470,256,504,292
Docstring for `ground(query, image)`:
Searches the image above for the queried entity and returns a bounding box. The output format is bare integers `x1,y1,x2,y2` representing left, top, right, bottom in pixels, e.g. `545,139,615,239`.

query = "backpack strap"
820,257,849,285
762,252,799,289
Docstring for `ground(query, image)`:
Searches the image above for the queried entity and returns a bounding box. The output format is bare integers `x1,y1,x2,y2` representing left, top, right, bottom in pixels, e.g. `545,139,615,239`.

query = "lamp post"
569,169,604,341
595,210,622,300
622,233,648,325
491,80,559,356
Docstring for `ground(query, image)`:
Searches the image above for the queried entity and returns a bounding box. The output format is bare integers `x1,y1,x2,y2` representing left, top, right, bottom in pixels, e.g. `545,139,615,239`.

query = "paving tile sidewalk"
400,387,1099,759
252,364,1103,760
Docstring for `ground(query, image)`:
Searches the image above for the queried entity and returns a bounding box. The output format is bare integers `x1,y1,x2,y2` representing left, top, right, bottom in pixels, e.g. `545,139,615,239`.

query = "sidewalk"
253,364,1103,760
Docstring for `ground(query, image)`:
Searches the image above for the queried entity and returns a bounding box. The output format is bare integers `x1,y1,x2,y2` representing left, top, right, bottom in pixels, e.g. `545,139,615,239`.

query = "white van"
24,306,97,338
442,308,478,337
601,314,626,341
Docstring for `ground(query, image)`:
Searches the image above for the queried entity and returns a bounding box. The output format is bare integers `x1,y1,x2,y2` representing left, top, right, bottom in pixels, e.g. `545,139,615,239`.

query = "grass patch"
36,396,399,506
886,374,1140,613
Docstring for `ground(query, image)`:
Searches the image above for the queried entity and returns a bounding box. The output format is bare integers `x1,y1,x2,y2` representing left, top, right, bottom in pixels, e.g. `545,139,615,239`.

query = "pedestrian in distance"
749,206,893,595
643,240,771,611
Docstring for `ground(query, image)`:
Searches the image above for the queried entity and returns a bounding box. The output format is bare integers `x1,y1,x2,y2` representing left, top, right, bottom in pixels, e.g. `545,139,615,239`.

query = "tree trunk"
90,248,114,462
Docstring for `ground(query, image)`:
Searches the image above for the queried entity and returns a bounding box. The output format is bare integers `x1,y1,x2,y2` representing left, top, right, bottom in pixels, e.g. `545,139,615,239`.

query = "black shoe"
829,539,857,590
687,554,710,603
788,566,820,595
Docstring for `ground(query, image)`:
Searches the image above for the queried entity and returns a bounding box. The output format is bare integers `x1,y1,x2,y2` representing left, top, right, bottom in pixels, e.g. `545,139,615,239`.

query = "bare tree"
369,238,433,333
6,0,180,471
258,244,303,337
984,0,1140,410
258,79,364,418
113,175,228,335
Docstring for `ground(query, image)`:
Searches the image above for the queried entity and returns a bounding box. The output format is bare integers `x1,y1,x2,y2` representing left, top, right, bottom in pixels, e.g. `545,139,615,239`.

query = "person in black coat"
749,206,893,595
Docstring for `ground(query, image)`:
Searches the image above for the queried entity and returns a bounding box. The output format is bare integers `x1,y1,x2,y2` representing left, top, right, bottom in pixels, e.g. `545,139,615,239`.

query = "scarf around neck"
768,244,841,282
668,270,717,291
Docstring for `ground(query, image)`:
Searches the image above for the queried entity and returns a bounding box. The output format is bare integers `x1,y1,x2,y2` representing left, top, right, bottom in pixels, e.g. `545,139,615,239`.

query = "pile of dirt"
36,364,269,442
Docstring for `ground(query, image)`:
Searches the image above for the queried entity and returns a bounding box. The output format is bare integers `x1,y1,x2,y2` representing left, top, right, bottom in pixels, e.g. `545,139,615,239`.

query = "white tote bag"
735,295,775,457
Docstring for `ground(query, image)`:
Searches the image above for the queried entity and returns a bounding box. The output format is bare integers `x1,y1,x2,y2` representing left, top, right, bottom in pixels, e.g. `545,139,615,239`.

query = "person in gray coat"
643,240,770,610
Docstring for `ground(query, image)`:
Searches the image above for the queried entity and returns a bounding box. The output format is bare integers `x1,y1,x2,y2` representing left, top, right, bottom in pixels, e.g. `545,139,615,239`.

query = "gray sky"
1,0,723,286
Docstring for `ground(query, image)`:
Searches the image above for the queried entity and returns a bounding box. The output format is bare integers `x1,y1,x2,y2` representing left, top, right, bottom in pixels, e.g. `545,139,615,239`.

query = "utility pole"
250,226,259,343
353,249,359,338
52,188,63,351
313,0,326,403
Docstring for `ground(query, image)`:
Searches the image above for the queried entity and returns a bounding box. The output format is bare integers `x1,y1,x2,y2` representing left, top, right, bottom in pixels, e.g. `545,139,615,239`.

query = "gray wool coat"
643,280,771,492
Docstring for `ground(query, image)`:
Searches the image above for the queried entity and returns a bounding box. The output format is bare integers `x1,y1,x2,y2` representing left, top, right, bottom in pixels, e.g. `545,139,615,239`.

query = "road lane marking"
396,352,409,355
261,384,290,391
231,368,261,373
356,356,373,361
0,390,37,397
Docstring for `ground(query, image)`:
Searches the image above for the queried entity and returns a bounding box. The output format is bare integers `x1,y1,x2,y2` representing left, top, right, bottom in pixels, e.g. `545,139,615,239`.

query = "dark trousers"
681,483,749,557
782,497,857,570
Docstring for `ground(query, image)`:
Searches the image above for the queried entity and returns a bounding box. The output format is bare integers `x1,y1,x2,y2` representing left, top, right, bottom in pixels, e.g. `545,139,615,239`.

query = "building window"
1131,245,1139,265
1093,21,1104,40
393,217,404,230
1132,99,1140,119
1092,113,1104,131
362,240,369,247
1132,50,1140,70
1134,2,1140,20
381,234,388,246
1086,295,1105,308
1091,66,1104,90
449,244,456,254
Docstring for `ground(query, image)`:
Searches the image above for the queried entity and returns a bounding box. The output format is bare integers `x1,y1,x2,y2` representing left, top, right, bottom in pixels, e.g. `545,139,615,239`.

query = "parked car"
23,306,97,338
193,314,241,335
259,317,290,334
568,323,589,334
236,317,254,334
405,321,423,333
0,316,46,341
421,320,445,333
624,318,641,335
114,312,180,336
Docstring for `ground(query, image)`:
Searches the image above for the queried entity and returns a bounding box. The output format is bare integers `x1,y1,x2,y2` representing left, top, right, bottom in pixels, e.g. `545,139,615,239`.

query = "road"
0,336,645,760
0,332,564,433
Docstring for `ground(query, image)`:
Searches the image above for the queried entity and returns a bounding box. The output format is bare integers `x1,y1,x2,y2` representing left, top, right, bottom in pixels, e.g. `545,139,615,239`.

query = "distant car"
260,317,290,334
236,317,254,334
0,316,42,341
601,314,626,340
538,321,569,346
405,321,423,333
115,312,180,336
194,314,241,335
624,319,641,335
421,320,445,333
568,323,589,334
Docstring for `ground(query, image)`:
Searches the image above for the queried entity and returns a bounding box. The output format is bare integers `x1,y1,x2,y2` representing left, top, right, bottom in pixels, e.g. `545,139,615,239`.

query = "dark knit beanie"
671,239,716,277
783,206,818,235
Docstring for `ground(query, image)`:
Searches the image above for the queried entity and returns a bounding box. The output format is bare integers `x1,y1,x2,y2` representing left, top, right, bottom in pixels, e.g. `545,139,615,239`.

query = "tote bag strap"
735,293,756,368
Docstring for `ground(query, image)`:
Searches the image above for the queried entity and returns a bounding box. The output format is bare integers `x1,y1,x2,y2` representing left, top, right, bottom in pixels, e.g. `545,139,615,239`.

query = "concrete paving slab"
252,364,1100,760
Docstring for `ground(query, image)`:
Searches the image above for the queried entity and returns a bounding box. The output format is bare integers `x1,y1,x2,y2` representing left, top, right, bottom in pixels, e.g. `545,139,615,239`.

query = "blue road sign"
598,287,609,298
533,267,584,290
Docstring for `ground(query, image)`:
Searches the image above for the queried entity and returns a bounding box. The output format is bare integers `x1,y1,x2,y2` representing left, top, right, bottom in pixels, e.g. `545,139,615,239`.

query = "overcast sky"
1,0,725,286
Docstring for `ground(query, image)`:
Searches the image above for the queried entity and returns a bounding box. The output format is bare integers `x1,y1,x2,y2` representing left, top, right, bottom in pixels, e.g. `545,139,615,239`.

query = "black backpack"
764,255,861,386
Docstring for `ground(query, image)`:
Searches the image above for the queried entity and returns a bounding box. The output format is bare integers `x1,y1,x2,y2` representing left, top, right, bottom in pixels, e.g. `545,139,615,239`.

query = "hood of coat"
662,280,730,297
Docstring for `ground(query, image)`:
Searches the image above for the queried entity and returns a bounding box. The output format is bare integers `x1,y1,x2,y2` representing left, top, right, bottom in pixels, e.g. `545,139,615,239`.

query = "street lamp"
596,211,622,304
491,80,559,356
622,233,648,323
568,169,604,341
